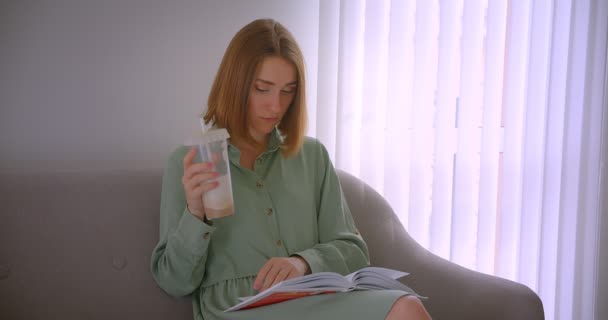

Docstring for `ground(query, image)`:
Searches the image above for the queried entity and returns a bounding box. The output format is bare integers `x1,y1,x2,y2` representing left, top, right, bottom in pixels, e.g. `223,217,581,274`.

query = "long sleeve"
151,146,216,297
294,141,370,275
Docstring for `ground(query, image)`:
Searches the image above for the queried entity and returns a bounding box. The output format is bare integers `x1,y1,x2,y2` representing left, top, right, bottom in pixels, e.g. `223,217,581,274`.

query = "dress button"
266,208,273,215
276,240,282,247
256,180,264,188
203,232,210,240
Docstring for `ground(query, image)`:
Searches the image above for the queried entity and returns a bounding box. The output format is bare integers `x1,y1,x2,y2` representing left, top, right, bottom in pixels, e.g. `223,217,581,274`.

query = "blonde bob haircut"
203,18,307,157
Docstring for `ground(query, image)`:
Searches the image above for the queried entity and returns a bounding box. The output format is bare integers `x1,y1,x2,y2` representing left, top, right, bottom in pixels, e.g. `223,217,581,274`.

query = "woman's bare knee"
385,295,431,320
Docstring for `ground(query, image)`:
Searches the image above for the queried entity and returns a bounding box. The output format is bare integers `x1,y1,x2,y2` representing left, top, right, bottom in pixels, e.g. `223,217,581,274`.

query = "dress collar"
266,126,284,153
227,127,284,164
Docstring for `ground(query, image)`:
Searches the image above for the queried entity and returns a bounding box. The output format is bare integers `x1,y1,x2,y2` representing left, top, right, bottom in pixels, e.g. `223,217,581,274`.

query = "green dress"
151,130,414,319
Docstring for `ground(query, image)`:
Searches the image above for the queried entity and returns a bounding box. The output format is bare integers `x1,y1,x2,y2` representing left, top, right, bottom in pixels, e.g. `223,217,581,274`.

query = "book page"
225,267,417,312
346,267,408,282
225,272,352,312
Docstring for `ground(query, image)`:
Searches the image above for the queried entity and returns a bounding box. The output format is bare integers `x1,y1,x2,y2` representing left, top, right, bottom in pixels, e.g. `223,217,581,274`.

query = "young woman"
151,18,431,320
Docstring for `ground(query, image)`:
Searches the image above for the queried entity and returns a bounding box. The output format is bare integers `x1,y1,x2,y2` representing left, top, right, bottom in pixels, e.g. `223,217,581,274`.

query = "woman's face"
247,56,297,143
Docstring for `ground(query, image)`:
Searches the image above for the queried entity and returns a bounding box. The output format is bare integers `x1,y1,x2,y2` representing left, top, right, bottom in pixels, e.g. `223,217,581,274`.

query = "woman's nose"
269,92,281,112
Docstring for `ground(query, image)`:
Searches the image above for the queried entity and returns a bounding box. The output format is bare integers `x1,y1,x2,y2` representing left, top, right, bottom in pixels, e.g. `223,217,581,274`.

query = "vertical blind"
312,1,607,319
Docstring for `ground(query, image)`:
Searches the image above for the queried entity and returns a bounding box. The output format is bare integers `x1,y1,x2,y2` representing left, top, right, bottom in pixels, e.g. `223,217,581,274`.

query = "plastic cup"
196,128,234,219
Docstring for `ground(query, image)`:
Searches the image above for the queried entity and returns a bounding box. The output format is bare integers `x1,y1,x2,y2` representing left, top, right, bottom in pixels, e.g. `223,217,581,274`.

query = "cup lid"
200,128,230,144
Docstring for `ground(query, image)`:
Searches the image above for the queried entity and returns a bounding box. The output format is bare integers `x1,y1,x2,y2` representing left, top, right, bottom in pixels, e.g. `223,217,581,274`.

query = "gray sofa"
0,169,544,319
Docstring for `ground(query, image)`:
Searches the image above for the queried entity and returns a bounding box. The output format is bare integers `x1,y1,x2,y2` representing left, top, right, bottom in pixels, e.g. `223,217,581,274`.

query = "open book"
225,267,418,312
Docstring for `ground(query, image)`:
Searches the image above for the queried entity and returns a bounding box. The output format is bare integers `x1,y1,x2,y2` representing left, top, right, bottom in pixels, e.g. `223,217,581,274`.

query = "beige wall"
0,0,319,172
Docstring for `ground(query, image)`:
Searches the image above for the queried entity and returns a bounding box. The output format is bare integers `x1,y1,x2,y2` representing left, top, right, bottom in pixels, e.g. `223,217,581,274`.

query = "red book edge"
239,290,338,310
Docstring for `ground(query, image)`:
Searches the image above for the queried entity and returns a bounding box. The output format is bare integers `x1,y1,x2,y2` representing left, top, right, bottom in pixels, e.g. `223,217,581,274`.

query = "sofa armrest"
337,169,544,320
387,219,544,319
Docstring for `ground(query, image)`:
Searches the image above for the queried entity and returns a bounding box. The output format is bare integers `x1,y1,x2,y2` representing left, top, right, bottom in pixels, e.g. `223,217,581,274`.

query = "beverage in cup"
196,128,234,219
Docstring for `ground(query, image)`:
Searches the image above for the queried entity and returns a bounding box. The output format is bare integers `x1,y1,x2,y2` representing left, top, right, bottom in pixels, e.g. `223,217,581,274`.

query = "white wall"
2,2,607,319
596,50,608,320
598,167,608,320
0,0,319,172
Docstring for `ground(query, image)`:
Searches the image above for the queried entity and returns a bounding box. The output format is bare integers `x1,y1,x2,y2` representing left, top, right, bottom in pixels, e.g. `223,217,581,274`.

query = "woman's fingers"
181,147,221,220
183,146,197,168
261,264,281,291
190,180,219,196
183,162,214,181
184,172,218,191
270,268,292,288
255,258,309,291
254,261,273,290
257,261,297,291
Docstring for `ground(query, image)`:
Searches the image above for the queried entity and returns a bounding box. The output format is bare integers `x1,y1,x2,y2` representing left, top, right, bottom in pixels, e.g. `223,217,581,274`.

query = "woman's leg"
385,296,432,320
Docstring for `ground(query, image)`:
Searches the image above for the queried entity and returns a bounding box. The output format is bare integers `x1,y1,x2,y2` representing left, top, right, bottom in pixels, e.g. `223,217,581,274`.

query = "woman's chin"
261,123,278,133
249,125,276,140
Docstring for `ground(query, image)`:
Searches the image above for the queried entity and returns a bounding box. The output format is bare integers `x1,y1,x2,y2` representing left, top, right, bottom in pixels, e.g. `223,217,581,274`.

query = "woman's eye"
255,87,270,93
281,88,296,94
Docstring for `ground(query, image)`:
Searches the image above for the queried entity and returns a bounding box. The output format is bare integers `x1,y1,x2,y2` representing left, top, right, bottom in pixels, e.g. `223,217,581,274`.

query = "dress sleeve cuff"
174,209,216,250
292,248,324,274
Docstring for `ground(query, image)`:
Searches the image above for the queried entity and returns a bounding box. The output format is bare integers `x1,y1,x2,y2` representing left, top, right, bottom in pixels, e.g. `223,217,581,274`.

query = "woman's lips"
260,117,278,123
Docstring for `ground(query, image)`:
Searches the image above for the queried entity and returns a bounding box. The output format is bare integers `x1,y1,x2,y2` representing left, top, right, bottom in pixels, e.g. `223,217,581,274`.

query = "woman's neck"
231,136,267,153
230,135,269,169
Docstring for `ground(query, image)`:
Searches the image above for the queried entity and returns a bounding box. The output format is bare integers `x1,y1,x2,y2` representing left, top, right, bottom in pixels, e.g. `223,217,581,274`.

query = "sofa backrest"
0,169,418,319
0,170,191,319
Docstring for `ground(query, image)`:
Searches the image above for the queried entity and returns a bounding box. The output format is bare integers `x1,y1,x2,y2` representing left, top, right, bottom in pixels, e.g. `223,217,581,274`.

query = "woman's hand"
182,146,219,220
253,256,311,291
